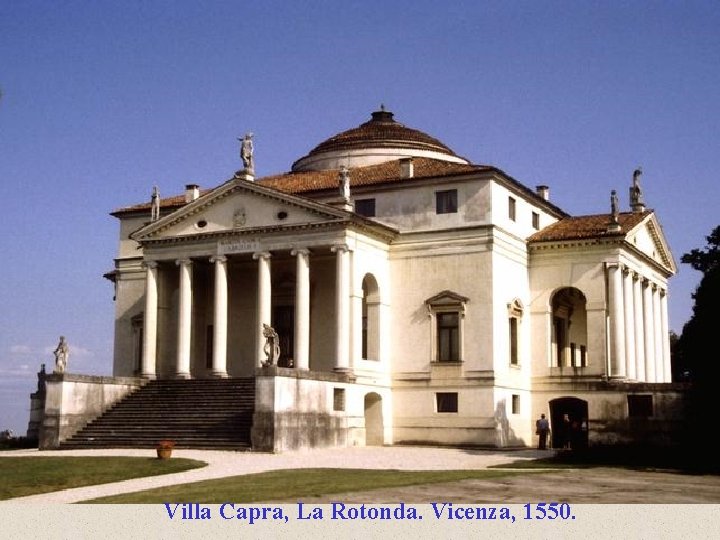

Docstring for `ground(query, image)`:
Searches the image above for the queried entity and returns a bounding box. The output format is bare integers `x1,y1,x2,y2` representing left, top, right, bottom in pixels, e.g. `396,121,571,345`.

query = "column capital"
142,260,159,270
291,248,311,257
606,262,621,270
331,243,350,254
252,251,272,261
210,255,227,264
176,258,192,267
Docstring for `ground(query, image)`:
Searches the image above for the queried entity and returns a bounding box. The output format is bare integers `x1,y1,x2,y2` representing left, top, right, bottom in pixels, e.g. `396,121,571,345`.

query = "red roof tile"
112,158,486,215
529,211,651,242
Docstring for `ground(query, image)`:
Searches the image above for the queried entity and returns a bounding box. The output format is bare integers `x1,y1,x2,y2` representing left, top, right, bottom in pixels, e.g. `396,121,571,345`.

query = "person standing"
561,413,572,449
535,413,550,450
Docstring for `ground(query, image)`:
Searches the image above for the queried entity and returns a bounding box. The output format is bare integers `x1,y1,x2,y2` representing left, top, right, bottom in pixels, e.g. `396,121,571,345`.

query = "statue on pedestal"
262,324,280,366
53,336,69,374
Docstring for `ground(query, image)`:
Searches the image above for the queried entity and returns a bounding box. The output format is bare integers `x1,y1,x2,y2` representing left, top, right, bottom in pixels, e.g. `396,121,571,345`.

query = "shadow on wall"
494,399,523,447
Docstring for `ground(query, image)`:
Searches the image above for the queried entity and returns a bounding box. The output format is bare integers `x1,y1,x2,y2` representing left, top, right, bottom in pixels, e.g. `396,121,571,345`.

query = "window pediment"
425,290,469,313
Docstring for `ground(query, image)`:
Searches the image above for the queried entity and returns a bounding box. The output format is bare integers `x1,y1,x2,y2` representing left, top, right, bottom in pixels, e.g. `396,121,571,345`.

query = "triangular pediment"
425,290,470,307
131,178,351,242
625,213,677,274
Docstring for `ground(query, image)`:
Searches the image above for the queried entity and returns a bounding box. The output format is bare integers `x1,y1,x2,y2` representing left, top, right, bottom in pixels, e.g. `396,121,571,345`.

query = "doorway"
364,393,384,446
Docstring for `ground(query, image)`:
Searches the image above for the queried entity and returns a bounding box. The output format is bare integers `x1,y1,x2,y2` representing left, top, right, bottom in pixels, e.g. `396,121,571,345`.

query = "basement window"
627,395,653,418
333,388,346,412
436,392,458,413
512,394,520,414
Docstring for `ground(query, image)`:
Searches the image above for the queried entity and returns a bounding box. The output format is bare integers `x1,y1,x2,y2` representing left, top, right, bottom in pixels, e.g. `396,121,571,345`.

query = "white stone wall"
39,374,143,448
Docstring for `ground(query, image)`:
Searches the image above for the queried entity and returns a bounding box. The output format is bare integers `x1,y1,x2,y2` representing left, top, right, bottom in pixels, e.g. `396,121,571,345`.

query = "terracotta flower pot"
156,447,173,459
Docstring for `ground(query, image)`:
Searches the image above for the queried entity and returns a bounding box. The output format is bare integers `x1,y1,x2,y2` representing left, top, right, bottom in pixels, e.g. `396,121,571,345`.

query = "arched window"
551,288,588,367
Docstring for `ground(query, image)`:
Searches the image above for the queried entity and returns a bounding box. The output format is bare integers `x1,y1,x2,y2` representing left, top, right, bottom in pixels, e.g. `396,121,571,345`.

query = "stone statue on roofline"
150,185,160,222
607,190,621,233
610,190,619,222
53,336,69,374
239,132,254,173
630,167,645,213
339,166,350,203
262,323,280,366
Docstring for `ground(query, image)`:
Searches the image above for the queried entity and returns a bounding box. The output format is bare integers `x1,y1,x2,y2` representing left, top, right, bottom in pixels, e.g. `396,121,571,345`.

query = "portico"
138,239,369,380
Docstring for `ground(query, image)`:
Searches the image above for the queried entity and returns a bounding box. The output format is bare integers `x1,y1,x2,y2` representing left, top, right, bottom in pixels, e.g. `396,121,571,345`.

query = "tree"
677,225,720,381
677,225,720,468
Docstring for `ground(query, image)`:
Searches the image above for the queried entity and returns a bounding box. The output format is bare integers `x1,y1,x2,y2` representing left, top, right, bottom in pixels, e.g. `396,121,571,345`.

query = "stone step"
60,377,256,450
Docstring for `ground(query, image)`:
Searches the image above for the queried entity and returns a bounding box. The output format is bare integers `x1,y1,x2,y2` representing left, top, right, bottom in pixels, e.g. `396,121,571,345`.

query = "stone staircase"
59,378,255,450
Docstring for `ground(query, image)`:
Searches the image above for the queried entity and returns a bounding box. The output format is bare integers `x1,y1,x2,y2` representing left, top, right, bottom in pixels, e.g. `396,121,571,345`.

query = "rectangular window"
355,198,376,217
509,318,518,365
436,189,458,214
437,312,459,362
580,345,587,367
532,211,540,230
436,392,458,413
627,395,653,418
511,394,520,414
570,342,576,366
333,388,346,411
508,196,516,221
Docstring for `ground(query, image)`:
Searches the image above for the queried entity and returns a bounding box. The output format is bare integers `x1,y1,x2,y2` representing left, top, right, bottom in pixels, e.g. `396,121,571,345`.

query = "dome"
291,107,469,172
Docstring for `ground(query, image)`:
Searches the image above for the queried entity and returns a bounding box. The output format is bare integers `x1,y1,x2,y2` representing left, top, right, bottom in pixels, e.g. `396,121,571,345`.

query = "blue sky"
1,1,719,434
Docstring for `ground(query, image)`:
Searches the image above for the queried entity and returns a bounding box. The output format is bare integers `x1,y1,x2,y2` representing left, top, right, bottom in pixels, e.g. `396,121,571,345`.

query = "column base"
141,373,157,380
210,371,229,379
173,372,192,380
333,367,351,374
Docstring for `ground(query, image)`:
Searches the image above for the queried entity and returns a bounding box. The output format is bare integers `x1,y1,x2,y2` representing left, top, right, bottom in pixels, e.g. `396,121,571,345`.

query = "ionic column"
623,268,637,380
642,279,656,382
653,285,664,383
253,251,272,368
633,274,646,381
332,244,351,372
175,258,193,379
661,290,672,382
141,261,158,379
608,264,626,378
292,248,310,370
211,256,228,378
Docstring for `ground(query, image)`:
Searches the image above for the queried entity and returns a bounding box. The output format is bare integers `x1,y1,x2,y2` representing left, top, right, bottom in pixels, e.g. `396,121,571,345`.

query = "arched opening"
549,397,589,450
362,274,380,361
364,392,384,445
551,287,588,367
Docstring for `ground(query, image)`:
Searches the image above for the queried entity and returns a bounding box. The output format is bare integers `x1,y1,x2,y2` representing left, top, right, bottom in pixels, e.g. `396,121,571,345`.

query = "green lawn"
0,457,207,500
85,467,534,504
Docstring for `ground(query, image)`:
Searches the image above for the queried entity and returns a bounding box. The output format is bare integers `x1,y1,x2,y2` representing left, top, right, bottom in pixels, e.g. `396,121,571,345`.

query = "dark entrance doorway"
273,305,294,367
549,397,589,450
